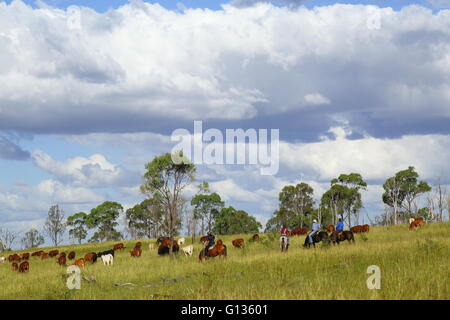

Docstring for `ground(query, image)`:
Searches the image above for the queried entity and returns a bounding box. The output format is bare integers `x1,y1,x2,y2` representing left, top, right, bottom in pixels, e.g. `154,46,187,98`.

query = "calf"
181,245,193,257
130,249,142,257
252,234,260,241
41,252,49,260
49,250,59,257
73,258,85,269
158,239,180,255
0,257,5,263
113,243,124,250
134,241,142,249
11,262,19,271
68,251,76,260
177,238,185,245
21,253,30,260
101,254,114,266
19,261,29,273
148,243,155,251
84,252,97,263
232,238,245,248
31,250,44,257
57,255,66,266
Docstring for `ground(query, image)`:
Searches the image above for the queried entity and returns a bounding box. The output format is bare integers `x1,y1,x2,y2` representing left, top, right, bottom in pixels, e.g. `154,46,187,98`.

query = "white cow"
148,243,155,251
181,245,193,257
0,257,5,263
177,237,185,245
101,254,114,266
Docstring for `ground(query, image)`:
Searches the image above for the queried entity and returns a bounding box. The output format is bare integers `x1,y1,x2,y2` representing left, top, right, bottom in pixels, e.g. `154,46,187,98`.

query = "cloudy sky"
0,0,449,246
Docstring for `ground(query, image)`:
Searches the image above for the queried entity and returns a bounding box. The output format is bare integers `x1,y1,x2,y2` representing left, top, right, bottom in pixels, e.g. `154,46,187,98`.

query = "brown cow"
362,224,370,233
252,234,260,241
73,258,85,268
31,250,44,257
84,252,97,263
41,252,49,260
113,243,125,250
8,254,14,262
49,250,59,257
19,261,29,273
134,241,142,248
68,251,76,260
156,237,170,244
232,238,245,248
157,239,180,255
350,226,362,234
326,225,335,233
57,255,66,266
21,253,30,260
11,262,19,271
130,248,142,257
9,254,21,262
291,227,308,236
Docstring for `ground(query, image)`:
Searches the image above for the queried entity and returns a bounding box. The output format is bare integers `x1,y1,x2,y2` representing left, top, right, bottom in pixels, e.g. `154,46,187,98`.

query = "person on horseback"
336,218,344,233
308,219,320,244
280,225,290,246
204,232,215,257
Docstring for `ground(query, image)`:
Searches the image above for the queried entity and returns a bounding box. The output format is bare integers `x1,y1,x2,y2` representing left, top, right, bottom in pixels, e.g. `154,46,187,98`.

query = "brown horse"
329,231,355,245
199,239,227,262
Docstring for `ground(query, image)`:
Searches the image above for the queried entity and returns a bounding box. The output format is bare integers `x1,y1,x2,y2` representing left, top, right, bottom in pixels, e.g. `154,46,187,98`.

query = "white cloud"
31,150,137,187
0,2,449,133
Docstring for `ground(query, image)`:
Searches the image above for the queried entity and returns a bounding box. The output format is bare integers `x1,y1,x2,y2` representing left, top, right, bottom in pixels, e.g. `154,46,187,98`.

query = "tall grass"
0,223,449,300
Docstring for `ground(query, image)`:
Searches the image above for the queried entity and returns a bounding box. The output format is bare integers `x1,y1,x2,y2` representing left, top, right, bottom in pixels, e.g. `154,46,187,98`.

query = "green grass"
0,223,449,300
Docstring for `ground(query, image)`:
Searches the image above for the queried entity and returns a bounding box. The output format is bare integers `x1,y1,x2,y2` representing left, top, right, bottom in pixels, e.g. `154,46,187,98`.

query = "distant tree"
125,198,165,239
213,206,261,235
44,205,66,246
67,212,89,244
191,182,224,234
0,227,19,252
21,228,45,249
331,173,367,227
321,184,347,226
383,167,430,224
140,151,196,257
86,201,124,242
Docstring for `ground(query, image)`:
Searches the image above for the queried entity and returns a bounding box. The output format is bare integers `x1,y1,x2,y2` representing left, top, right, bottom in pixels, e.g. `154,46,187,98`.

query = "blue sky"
0,0,449,248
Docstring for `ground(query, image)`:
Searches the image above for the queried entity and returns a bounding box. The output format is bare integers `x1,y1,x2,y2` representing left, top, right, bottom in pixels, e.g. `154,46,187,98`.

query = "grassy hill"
0,223,449,300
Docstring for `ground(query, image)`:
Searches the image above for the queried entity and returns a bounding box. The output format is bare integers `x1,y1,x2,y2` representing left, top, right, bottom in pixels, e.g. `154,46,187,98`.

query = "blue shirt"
336,221,344,231
312,222,320,231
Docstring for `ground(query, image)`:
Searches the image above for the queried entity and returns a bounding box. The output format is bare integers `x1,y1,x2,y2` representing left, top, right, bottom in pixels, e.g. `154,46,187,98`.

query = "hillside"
0,223,449,300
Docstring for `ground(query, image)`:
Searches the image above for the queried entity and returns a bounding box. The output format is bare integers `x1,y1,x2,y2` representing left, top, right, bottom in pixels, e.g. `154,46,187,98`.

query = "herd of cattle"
0,218,427,273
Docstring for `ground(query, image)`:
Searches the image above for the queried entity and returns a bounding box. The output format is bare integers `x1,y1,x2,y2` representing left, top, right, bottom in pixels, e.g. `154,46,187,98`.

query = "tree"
321,184,347,226
331,173,367,227
86,201,124,242
383,167,431,224
125,198,165,239
44,205,66,246
213,206,262,235
0,227,19,252
278,183,315,228
67,212,89,244
191,182,224,235
140,151,196,257
21,229,44,249
433,178,447,222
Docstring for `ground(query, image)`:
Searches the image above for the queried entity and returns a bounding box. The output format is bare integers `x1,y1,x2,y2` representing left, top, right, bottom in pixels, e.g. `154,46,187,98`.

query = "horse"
280,235,289,252
329,231,355,245
303,231,329,248
199,239,227,262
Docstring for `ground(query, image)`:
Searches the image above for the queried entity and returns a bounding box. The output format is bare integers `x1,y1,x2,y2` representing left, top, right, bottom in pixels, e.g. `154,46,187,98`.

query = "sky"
0,0,449,247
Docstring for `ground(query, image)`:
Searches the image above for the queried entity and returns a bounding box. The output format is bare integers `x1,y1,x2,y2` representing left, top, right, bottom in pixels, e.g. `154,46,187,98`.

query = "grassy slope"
0,223,449,300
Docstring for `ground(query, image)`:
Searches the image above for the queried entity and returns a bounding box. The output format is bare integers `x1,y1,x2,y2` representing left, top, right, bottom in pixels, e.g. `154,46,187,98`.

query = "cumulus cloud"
31,150,139,187
0,2,448,138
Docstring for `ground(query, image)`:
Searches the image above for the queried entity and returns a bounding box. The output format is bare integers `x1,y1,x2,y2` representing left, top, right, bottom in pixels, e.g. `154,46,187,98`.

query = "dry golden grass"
0,222,449,300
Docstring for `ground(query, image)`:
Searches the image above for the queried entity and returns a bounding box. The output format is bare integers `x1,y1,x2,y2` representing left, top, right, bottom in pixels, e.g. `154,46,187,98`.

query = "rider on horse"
280,225,290,245
204,232,215,257
308,219,320,244
336,218,344,235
